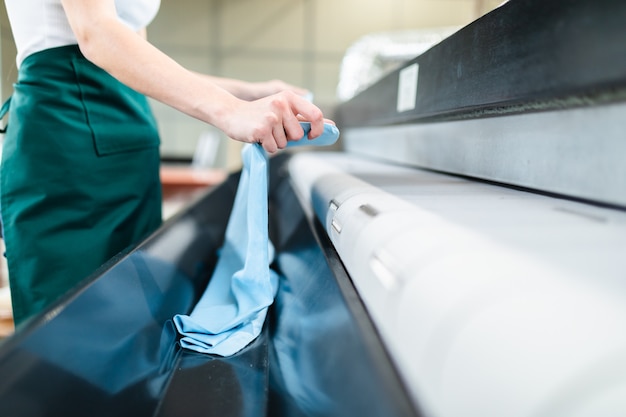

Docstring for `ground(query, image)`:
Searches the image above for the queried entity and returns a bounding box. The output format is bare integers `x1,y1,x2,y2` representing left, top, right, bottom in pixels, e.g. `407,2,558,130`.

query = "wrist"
200,89,242,134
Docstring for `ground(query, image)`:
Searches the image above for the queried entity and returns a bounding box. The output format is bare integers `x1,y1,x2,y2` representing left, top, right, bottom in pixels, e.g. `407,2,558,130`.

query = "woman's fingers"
228,90,334,153
288,94,324,138
282,113,305,144
272,123,288,150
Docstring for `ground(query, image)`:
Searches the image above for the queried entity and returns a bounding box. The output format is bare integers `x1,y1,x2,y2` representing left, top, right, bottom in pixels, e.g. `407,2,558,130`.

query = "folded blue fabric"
173,123,339,356
288,122,340,148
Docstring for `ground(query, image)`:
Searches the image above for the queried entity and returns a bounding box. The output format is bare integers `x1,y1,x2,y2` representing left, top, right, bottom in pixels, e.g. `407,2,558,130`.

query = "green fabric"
0,45,162,326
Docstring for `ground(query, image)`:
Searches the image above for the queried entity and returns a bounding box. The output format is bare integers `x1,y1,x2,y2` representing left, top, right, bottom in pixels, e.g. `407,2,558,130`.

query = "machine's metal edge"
310,218,423,417
335,0,626,127
342,102,626,208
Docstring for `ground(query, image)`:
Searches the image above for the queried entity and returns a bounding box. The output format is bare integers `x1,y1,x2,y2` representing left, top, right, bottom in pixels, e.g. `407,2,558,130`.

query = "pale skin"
61,0,330,153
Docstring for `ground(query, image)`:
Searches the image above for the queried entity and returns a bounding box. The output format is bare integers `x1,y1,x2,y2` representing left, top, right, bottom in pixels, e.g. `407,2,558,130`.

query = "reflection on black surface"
25,252,186,390
267,160,417,417
0,155,417,417
156,330,269,417
270,246,350,416
0,251,192,416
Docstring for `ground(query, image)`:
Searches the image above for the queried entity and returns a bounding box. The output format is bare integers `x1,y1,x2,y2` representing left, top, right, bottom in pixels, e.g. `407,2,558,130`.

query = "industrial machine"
1,0,625,416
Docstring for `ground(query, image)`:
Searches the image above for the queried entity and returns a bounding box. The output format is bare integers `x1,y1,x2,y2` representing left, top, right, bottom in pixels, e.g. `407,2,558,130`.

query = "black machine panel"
0,154,418,417
336,0,626,127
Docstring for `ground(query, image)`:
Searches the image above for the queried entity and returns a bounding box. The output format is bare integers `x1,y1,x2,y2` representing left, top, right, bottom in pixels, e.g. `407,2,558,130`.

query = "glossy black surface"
0,172,240,416
267,158,418,417
336,0,626,127
0,154,418,416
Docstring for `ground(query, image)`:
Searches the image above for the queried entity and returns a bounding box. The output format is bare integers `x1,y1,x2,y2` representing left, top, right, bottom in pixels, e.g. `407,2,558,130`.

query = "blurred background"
1,0,502,170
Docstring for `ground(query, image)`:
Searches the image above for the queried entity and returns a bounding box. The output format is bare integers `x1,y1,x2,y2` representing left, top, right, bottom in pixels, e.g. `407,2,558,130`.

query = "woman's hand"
219,90,325,154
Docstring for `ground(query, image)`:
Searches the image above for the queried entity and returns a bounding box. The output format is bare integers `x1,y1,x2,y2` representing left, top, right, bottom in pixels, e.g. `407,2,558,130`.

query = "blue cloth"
287,122,340,148
174,123,339,356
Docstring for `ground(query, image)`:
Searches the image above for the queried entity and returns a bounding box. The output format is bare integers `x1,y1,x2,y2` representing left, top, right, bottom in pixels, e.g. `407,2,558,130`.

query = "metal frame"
336,0,626,207
336,0,626,127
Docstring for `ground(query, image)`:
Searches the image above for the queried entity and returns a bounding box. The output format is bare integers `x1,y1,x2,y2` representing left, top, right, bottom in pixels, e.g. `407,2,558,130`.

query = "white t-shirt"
4,0,161,67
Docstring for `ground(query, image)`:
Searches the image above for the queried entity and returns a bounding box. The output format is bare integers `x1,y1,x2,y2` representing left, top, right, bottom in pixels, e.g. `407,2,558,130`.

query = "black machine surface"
0,153,417,417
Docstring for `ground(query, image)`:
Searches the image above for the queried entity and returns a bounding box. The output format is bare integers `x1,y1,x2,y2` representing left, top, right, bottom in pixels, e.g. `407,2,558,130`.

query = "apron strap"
0,96,12,133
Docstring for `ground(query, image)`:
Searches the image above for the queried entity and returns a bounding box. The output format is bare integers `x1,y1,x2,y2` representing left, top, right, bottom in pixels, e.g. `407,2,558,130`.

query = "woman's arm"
195,73,310,102
61,0,324,153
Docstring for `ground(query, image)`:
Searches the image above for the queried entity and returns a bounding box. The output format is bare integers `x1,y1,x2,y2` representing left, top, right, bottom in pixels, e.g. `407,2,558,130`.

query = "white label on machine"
396,63,419,113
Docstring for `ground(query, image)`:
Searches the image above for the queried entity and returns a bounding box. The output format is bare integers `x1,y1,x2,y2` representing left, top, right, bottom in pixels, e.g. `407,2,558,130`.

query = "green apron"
0,45,163,326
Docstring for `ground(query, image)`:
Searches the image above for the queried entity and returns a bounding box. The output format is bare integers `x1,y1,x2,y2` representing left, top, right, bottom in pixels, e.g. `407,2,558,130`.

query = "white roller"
288,152,626,417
